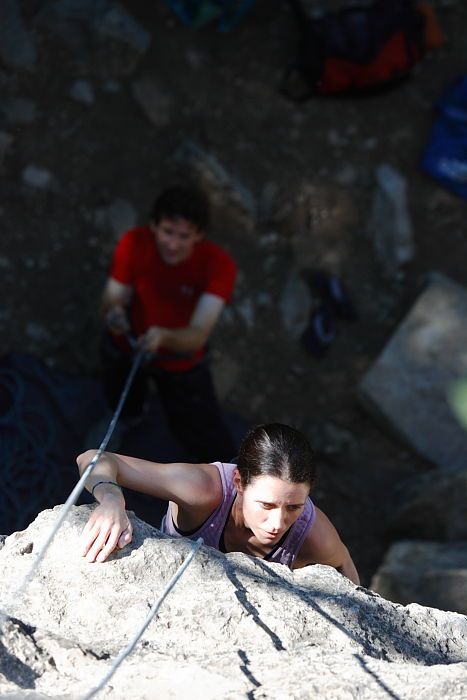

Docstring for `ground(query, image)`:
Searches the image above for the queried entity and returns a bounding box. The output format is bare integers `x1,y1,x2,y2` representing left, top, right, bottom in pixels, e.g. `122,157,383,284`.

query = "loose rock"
69,79,95,105
22,165,54,189
131,77,172,129
0,0,37,71
366,164,415,277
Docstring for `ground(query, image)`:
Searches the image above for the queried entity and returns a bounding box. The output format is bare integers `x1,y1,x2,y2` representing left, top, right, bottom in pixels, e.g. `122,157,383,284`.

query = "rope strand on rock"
83,537,203,700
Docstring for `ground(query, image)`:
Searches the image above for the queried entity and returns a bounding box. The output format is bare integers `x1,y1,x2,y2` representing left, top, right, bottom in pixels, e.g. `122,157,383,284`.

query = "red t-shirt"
110,226,237,372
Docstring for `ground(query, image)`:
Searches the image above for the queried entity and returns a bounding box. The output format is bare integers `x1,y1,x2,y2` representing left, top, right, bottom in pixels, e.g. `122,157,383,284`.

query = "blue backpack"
421,75,467,200
164,0,255,31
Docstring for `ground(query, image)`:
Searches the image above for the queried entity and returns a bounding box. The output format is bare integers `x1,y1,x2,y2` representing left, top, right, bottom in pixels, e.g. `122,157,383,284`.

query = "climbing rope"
1,343,204,700
83,537,203,700
3,345,146,616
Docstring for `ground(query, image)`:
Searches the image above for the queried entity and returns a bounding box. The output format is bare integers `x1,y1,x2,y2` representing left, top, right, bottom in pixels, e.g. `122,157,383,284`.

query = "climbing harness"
83,537,203,700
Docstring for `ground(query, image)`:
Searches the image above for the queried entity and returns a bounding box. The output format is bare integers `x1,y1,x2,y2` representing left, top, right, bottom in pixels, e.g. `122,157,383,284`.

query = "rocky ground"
2,0,467,588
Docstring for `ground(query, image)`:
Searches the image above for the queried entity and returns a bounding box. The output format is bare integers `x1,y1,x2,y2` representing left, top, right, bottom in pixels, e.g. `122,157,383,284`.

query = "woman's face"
235,472,310,546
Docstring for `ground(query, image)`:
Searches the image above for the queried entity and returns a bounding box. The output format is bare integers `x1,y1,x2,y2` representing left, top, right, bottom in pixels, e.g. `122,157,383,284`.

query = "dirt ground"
2,0,467,586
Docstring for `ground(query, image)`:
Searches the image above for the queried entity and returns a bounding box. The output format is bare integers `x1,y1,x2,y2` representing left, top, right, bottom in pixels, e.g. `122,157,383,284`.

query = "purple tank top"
160,462,316,569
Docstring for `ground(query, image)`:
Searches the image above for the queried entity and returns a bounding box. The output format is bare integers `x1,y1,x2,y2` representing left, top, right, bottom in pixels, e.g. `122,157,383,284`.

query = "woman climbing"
77,422,359,584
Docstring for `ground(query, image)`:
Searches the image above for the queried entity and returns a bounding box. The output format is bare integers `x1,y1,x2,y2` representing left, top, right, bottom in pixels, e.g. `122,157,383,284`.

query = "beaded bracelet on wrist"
91,480,122,500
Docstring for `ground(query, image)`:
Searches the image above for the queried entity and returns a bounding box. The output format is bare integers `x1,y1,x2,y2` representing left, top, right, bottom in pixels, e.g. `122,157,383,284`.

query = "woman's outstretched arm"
76,450,220,563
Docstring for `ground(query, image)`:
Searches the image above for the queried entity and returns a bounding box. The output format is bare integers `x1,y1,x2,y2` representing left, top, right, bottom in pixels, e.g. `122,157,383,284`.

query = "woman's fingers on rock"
85,524,113,563
81,514,97,537
117,525,132,549
81,515,132,561
80,520,100,557
99,523,124,561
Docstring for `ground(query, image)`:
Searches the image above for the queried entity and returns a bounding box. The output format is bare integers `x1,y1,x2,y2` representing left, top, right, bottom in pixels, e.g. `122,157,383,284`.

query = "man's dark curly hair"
151,185,210,231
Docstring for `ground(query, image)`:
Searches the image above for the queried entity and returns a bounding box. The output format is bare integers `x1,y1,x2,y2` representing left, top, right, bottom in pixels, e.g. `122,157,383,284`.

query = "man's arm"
141,292,226,354
300,507,360,585
100,278,133,335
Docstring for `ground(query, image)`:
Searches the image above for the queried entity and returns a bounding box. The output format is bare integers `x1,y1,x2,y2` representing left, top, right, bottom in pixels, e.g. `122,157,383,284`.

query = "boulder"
0,0,37,71
36,0,150,53
0,505,466,698
22,165,55,190
271,182,358,271
131,77,172,129
279,269,312,340
68,79,95,105
387,468,467,540
366,164,415,277
371,540,467,614
211,353,241,402
94,4,151,53
93,198,138,239
174,141,257,233
35,0,151,78
359,273,467,471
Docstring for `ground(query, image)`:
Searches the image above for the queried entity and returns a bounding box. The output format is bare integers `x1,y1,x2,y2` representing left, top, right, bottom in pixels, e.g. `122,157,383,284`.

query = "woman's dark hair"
151,185,210,231
236,423,316,488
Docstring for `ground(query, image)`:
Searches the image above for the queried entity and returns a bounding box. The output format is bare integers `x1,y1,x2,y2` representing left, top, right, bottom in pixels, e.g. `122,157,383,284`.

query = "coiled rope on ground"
0,368,60,532
0,347,204,698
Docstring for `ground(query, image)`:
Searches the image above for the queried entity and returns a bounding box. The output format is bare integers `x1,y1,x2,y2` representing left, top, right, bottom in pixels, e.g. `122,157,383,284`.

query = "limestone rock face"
0,505,466,699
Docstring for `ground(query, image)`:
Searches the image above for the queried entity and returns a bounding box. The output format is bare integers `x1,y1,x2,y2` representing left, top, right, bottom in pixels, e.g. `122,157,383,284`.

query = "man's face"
151,217,203,265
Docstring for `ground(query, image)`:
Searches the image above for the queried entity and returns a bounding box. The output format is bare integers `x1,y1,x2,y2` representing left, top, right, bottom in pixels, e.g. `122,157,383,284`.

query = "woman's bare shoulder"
297,507,344,566
191,462,224,501
170,462,224,531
